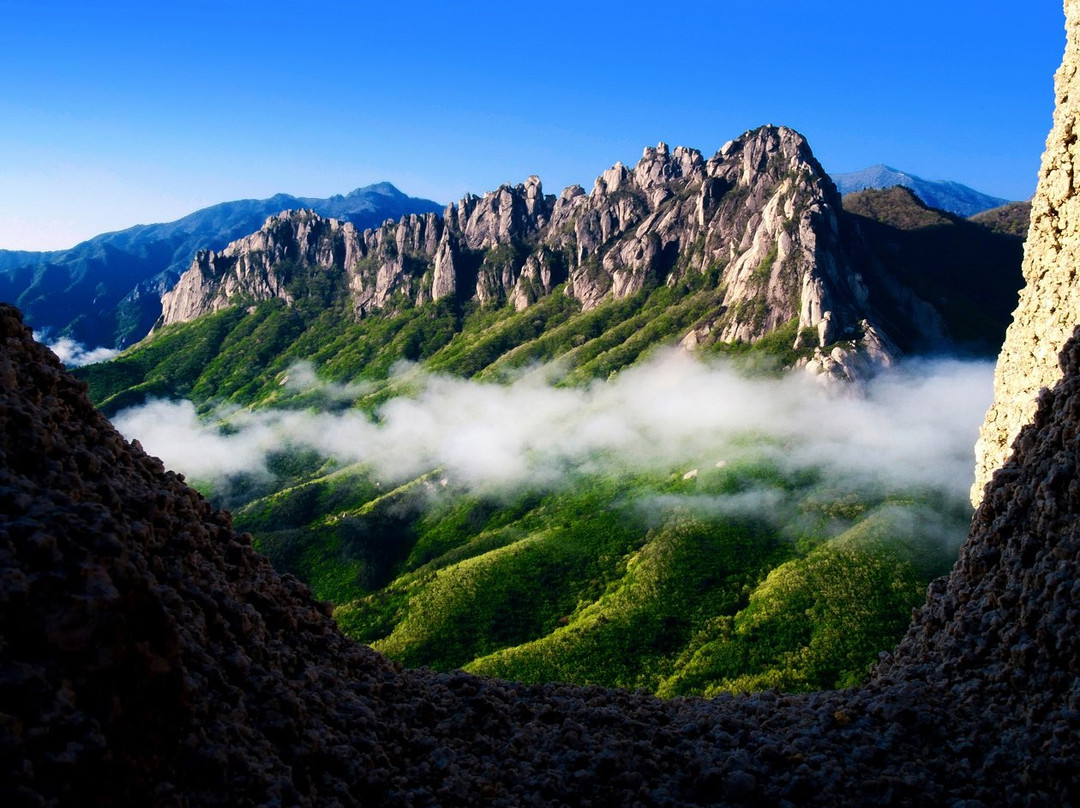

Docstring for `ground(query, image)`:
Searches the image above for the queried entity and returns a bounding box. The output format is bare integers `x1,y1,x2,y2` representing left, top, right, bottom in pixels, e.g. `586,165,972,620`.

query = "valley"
71,124,1024,698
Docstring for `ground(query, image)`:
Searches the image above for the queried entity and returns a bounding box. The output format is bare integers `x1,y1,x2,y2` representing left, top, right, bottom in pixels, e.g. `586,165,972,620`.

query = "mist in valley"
111,350,995,544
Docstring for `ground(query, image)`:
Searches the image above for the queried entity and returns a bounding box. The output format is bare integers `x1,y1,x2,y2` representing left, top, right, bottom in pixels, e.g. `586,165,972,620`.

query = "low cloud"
39,335,120,367
280,361,375,402
110,351,995,506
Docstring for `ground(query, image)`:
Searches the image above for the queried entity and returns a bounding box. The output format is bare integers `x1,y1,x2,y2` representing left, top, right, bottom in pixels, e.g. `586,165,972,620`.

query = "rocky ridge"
973,5,1080,505
161,126,950,378
4,6,1079,805
1,183,442,352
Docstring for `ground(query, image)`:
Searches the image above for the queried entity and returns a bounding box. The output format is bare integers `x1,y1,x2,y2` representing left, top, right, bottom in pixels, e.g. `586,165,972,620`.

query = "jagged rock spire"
972,3,1078,504
157,126,931,378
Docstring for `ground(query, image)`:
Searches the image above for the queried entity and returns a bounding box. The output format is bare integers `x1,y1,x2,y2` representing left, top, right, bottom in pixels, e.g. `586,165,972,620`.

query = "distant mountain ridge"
160,127,907,380
153,126,1023,388
833,164,1012,217
0,183,443,350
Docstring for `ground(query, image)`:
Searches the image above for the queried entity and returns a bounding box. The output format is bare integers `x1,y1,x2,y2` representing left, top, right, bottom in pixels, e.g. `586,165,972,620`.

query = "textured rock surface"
160,210,362,325
973,7,1076,505
159,127,957,376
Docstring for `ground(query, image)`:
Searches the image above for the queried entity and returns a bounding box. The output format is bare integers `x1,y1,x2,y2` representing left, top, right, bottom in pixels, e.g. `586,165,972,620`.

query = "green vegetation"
73,259,972,698
77,278,812,415
969,201,1031,240
200,447,962,698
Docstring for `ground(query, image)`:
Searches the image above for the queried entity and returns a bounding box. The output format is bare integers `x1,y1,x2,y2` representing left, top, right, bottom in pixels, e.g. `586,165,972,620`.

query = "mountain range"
0,106,1071,802
118,125,1025,403
0,154,1016,359
832,163,1013,217
6,0,1080,799
0,183,442,350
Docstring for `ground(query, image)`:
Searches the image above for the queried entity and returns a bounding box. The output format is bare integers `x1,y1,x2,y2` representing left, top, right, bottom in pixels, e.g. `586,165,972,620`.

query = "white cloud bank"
39,336,120,367
111,352,995,503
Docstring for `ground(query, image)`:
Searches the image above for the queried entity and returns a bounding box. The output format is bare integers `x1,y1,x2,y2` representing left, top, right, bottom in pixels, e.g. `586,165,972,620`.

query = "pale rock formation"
972,7,1076,505
158,127,972,377
160,211,358,325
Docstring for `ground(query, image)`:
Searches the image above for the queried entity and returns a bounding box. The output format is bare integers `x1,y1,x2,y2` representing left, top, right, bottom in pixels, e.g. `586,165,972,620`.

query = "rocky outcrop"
160,127,968,375
972,7,1078,505
3,184,442,351
160,210,362,324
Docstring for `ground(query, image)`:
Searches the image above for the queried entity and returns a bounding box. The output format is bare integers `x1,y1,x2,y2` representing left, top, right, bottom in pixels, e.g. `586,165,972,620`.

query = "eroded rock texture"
973,4,1078,504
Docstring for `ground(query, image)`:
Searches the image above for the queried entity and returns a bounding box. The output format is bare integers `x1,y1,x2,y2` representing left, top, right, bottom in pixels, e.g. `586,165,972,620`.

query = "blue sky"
0,1,1065,251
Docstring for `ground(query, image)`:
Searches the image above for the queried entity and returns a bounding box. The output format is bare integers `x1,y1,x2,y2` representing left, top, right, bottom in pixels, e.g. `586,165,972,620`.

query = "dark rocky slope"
3,290,1079,806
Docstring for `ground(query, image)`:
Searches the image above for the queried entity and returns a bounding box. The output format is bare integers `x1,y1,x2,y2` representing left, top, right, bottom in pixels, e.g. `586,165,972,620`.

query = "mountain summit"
155,126,1020,383
832,163,1012,216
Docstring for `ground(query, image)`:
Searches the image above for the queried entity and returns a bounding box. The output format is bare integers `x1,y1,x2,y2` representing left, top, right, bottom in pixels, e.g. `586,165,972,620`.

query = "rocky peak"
157,125,967,376
972,5,1079,505
631,142,706,192
457,176,554,250
159,210,360,327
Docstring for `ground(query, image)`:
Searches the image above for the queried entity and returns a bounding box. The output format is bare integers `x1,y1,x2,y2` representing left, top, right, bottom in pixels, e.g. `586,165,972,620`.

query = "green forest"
76,270,977,697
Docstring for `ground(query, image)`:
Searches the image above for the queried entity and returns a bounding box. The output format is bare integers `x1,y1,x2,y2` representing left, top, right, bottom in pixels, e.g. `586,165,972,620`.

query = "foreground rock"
1,299,1077,803
973,4,1080,505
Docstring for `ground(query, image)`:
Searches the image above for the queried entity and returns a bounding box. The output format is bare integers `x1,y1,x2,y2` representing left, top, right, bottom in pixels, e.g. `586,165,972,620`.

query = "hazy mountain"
0,183,443,350
832,163,1012,217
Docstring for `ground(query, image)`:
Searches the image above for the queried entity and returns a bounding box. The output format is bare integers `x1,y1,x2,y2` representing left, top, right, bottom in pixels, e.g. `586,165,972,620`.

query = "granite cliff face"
972,7,1080,505
160,211,364,325
159,126,956,377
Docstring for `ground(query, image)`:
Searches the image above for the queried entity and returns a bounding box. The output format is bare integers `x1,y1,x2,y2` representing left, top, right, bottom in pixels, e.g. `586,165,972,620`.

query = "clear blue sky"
0,1,1065,251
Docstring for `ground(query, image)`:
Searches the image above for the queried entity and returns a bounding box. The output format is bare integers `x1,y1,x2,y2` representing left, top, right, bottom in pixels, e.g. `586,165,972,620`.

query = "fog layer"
111,351,995,505
39,335,120,367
